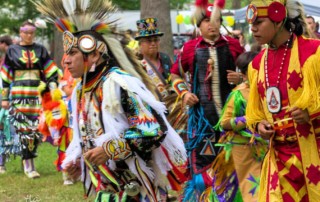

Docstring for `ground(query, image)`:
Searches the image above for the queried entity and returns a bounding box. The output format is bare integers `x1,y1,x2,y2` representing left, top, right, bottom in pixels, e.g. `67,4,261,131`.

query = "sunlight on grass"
0,143,94,202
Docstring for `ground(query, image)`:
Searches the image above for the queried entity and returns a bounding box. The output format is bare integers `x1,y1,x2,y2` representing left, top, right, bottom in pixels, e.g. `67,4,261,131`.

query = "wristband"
238,73,243,84
172,78,188,98
230,116,246,131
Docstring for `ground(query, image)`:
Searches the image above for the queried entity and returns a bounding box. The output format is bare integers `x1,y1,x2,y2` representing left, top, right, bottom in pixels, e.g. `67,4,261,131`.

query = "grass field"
0,143,95,202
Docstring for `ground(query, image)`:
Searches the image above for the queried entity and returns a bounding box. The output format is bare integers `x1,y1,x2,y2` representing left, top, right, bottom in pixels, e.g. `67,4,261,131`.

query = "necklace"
264,33,292,114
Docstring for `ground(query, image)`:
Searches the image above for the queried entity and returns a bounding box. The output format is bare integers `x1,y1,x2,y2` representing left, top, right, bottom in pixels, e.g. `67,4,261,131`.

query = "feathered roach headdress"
32,0,159,98
192,0,225,27
34,0,157,82
32,0,117,56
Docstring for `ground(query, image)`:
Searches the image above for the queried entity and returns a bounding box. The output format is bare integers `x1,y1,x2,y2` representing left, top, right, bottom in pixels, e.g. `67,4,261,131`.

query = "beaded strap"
172,78,188,98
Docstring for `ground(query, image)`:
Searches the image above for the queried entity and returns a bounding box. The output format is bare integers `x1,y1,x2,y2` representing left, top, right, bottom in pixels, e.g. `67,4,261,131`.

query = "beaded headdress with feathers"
32,0,159,98
32,0,116,34
32,0,118,55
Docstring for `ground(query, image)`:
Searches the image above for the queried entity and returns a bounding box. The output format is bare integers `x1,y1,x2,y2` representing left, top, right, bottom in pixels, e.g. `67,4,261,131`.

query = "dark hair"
197,14,223,27
0,35,13,46
21,20,36,27
236,51,259,75
284,16,304,36
126,29,133,35
250,42,262,52
306,15,315,23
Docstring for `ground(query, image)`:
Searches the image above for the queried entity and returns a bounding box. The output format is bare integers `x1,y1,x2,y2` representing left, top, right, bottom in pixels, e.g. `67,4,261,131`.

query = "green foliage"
0,0,38,34
221,0,250,9
112,0,140,10
0,143,92,202
170,0,193,9
112,0,192,10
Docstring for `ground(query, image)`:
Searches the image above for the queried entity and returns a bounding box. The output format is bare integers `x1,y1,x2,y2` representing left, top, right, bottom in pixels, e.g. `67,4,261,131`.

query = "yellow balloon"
226,16,235,27
176,14,184,25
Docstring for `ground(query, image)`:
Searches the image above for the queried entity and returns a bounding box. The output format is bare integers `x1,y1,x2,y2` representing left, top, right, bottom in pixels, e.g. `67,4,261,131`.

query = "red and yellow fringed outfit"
38,82,72,171
246,35,320,202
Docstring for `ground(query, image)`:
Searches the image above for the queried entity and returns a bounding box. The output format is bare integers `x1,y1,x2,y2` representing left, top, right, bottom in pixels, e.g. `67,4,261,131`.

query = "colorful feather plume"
31,0,117,34
211,0,226,25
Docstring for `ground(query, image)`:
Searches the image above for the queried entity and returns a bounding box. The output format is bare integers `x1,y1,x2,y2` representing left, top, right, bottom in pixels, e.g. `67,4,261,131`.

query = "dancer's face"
199,17,221,40
139,36,160,56
64,48,100,78
19,25,35,45
64,48,85,78
251,18,278,45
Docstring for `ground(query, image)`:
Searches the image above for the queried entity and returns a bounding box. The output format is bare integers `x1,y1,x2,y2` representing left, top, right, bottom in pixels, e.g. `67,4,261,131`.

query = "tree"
112,0,191,10
225,0,250,9
140,0,174,58
0,0,53,38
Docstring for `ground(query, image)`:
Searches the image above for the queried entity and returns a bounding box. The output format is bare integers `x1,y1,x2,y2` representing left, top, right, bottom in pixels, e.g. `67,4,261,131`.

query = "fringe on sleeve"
293,47,320,114
246,62,267,132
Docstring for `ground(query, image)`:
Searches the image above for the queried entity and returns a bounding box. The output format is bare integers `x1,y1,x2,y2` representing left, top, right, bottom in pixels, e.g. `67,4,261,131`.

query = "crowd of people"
0,0,320,201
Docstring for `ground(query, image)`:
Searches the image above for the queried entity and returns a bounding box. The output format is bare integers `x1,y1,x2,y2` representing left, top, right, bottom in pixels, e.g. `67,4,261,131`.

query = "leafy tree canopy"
0,1,40,35
112,0,192,10
0,0,249,37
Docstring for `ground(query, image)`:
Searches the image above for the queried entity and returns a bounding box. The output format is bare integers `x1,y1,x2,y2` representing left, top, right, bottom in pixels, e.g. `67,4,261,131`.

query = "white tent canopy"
234,0,320,21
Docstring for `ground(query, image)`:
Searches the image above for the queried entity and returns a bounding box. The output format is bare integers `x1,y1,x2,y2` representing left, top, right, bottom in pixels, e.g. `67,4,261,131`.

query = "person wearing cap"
170,0,244,200
1,20,60,179
135,18,188,138
0,35,13,174
34,0,187,201
135,18,172,100
245,0,320,201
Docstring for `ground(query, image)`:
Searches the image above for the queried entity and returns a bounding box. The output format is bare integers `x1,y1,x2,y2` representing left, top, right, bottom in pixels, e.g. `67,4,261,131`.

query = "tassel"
246,62,267,132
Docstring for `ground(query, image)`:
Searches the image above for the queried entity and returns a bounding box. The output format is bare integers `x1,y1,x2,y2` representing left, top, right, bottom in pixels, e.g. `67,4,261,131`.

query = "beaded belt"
14,69,40,81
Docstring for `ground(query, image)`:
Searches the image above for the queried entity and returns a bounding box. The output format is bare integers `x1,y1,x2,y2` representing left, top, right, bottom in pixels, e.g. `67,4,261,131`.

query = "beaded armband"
172,78,188,98
102,139,132,161
230,116,246,131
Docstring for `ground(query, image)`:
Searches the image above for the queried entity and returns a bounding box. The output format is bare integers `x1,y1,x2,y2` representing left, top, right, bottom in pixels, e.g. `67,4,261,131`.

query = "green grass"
0,143,95,202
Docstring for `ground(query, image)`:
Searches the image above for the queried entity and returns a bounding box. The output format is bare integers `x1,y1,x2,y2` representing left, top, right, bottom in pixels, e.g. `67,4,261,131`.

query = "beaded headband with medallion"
32,0,117,55
246,0,287,24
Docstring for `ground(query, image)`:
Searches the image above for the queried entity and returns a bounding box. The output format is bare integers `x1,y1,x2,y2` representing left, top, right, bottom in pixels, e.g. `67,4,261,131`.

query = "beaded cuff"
172,78,188,98
102,139,132,161
230,116,246,131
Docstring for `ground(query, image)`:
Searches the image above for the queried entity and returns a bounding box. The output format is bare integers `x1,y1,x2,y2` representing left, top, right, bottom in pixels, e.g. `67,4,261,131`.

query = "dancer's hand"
2,101,9,109
64,158,81,180
84,147,108,166
227,70,243,85
257,120,274,140
183,92,199,107
290,107,310,124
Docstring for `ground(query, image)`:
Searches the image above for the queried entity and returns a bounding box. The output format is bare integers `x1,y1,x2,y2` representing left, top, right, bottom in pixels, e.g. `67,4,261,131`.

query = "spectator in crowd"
306,15,320,38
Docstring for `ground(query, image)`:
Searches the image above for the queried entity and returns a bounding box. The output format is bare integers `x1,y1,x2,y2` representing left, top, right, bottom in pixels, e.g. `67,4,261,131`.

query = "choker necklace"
264,33,292,113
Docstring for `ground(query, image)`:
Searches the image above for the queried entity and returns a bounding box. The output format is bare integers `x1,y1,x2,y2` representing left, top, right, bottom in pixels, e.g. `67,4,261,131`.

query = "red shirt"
171,35,244,76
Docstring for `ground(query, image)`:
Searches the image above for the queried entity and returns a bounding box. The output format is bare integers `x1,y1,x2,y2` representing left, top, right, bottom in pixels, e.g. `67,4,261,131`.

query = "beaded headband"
246,1,287,24
20,26,36,32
